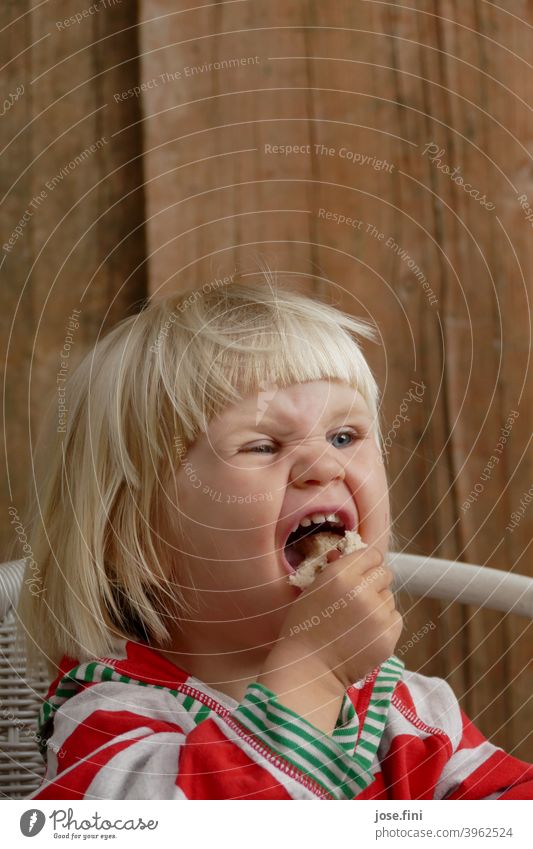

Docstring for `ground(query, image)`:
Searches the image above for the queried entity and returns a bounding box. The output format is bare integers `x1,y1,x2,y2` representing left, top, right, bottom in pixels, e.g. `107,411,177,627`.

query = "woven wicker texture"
0,561,49,799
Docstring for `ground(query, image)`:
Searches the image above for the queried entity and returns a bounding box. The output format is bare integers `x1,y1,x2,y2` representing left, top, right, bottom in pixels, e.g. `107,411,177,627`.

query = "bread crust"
287,529,367,589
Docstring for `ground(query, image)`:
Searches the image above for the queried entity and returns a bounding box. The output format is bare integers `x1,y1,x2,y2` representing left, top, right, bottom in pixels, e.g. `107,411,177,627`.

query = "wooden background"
1,0,531,761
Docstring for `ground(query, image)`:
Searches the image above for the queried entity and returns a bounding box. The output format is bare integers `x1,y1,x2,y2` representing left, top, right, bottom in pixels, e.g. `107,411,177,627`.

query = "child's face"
163,380,390,648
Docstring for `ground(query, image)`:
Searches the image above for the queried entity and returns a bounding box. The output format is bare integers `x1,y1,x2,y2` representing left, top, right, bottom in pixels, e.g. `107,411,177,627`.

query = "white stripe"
378,701,432,757
47,681,197,755
85,731,188,800
361,716,386,735
29,726,155,796
358,728,382,750
483,789,506,800
434,741,500,800
401,670,463,750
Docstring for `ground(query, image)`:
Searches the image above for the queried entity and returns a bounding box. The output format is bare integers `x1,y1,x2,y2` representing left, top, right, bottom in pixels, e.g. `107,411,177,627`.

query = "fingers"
326,548,342,564
378,587,396,611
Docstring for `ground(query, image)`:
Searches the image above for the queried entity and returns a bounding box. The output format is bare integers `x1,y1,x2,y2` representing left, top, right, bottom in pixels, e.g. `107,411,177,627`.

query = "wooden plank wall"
139,0,532,760
1,4,146,564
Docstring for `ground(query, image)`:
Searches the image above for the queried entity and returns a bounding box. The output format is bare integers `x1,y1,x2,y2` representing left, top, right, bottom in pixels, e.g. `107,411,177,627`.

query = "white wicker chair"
1,554,532,799
0,560,49,799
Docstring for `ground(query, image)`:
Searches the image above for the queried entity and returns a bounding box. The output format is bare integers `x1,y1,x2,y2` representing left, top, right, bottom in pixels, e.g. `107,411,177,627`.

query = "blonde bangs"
157,282,381,445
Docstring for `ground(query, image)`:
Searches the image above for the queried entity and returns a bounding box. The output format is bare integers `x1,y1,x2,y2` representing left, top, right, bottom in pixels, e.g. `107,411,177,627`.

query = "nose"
289,448,346,489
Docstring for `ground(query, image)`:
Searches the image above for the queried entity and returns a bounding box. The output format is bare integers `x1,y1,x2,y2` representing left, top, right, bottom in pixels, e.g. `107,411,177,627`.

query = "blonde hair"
17,276,385,675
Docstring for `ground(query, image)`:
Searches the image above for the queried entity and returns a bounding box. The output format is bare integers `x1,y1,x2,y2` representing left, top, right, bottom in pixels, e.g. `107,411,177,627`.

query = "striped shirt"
30,640,533,800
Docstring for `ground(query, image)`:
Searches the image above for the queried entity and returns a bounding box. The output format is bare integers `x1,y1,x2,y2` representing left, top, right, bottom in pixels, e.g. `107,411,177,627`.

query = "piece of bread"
287,529,367,589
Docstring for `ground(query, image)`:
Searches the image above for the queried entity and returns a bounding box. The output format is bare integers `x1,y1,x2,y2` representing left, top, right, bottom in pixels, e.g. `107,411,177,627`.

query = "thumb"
326,548,342,564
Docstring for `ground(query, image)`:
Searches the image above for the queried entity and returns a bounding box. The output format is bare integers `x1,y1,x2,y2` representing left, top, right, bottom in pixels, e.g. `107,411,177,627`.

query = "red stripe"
380,732,452,799
455,708,490,751
176,718,292,800
392,680,418,715
34,734,149,799
56,709,185,773
446,749,533,800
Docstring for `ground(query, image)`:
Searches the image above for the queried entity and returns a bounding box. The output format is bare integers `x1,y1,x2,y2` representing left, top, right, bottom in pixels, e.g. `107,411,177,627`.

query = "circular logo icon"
20,809,46,837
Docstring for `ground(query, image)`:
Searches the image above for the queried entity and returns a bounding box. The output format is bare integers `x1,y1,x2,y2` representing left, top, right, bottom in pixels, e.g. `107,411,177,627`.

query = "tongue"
285,545,305,569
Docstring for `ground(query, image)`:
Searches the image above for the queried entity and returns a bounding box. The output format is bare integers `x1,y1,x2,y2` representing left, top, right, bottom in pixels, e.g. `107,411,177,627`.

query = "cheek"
348,454,390,521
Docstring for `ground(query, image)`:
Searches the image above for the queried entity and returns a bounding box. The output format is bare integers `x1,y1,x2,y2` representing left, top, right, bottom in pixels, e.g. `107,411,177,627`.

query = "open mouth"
284,521,346,570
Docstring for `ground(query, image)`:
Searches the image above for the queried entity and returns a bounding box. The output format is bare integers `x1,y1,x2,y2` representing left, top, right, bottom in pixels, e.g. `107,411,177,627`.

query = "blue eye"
330,429,357,448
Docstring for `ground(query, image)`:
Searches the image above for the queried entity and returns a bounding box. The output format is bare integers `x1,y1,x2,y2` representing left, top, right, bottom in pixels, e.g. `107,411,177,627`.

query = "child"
18,279,533,800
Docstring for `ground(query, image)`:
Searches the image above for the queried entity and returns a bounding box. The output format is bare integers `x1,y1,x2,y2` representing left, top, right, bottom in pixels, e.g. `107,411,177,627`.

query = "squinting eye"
243,443,277,454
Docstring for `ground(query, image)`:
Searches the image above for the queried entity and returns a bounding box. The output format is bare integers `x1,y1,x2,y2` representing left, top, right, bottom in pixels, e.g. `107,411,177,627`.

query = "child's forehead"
212,380,370,429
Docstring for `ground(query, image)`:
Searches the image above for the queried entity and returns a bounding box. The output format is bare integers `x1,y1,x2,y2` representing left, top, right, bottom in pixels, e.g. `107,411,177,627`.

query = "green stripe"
195,704,211,725
236,694,370,798
237,703,357,783
333,726,357,738
365,708,384,722
182,695,195,711
238,715,366,795
55,687,78,698
359,723,381,739
83,662,99,682
244,696,347,767
358,737,378,754
349,654,405,771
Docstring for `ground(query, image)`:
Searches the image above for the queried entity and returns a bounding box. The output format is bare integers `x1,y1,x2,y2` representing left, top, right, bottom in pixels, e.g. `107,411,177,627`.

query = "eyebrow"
250,400,372,434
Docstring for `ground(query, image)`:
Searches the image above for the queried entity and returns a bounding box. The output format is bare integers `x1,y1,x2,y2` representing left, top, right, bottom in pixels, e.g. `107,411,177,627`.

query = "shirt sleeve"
435,705,533,800
377,670,533,800
30,680,373,800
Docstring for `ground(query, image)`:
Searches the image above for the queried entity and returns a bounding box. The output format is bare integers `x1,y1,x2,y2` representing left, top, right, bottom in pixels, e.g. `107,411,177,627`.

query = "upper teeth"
291,512,343,533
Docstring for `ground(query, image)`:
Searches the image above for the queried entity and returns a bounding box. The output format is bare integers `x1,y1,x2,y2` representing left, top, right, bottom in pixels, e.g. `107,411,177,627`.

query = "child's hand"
262,547,402,700
288,546,402,687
